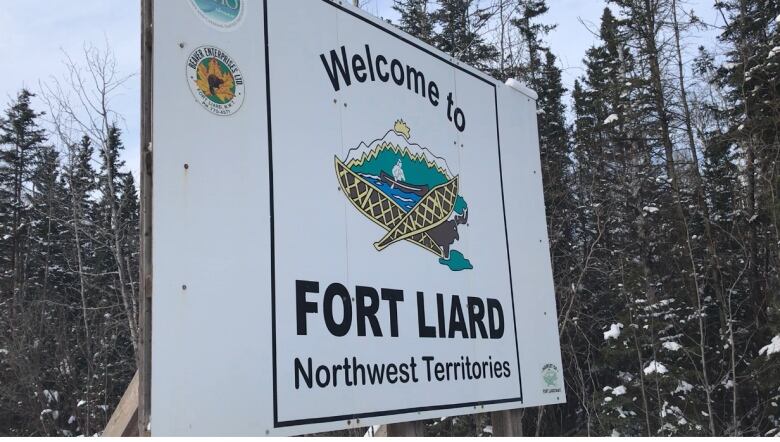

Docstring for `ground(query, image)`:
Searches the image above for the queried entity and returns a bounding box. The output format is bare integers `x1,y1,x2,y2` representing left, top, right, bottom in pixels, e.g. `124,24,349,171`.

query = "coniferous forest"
1,0,779,437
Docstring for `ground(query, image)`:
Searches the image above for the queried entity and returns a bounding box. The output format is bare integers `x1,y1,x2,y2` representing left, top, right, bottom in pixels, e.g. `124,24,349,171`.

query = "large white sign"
151,0,564,436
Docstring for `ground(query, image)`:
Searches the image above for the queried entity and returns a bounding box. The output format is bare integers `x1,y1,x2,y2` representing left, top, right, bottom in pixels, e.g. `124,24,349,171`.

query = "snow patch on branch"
604,323,623,341
644,360,668,375
759,335,780,358
43,389,59,404
673,380,693,394
643,205,659,214
662,341,682,351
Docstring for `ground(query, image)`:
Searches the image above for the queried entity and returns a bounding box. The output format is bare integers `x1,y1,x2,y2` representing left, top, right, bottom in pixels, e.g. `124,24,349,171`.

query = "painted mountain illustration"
335,120,472,271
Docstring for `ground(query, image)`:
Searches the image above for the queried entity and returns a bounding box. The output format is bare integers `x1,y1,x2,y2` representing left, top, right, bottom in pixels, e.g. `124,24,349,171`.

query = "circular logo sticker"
189,0,244,29
187,46,245,116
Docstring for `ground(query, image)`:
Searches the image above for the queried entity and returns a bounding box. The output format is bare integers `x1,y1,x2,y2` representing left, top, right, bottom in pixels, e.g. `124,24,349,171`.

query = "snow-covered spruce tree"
0,90,53,435
26,146,69,305
117,173,139,311
600,0,747,435
507,0,554,83
392,0,434,44
572,7,667,435
24,146,77,436
706,0,780,435
430,0,497,70
34,44,140,436
0,86,140,435
0,90,47,318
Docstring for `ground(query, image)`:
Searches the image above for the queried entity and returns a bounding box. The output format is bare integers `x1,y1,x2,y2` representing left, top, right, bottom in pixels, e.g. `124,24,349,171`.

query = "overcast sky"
0,0,717,177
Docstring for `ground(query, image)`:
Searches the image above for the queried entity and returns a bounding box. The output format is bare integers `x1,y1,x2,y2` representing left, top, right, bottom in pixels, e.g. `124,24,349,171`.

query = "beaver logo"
335,120,472,271
186,46,245,116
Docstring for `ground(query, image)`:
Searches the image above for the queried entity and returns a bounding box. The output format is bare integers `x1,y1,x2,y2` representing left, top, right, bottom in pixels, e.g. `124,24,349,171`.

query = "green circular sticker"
189,0,244,30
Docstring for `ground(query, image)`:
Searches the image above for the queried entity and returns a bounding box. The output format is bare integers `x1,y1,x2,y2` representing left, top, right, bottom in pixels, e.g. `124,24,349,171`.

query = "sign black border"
265,0,524,428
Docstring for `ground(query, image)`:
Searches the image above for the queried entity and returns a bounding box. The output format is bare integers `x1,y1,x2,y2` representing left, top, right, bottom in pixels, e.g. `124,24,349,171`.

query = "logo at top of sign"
335,120,472,271
187,46,244,116
189,0,244,29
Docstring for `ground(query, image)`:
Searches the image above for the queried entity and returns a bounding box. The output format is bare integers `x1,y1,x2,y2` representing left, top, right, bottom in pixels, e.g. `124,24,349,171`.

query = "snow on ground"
612,385,627,396
759,335,780,358
644,360,668,375
604,323,623,341
604,114,619,124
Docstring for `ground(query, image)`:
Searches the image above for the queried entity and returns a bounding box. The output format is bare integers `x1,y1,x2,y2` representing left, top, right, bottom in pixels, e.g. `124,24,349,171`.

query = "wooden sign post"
137,0,153,436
